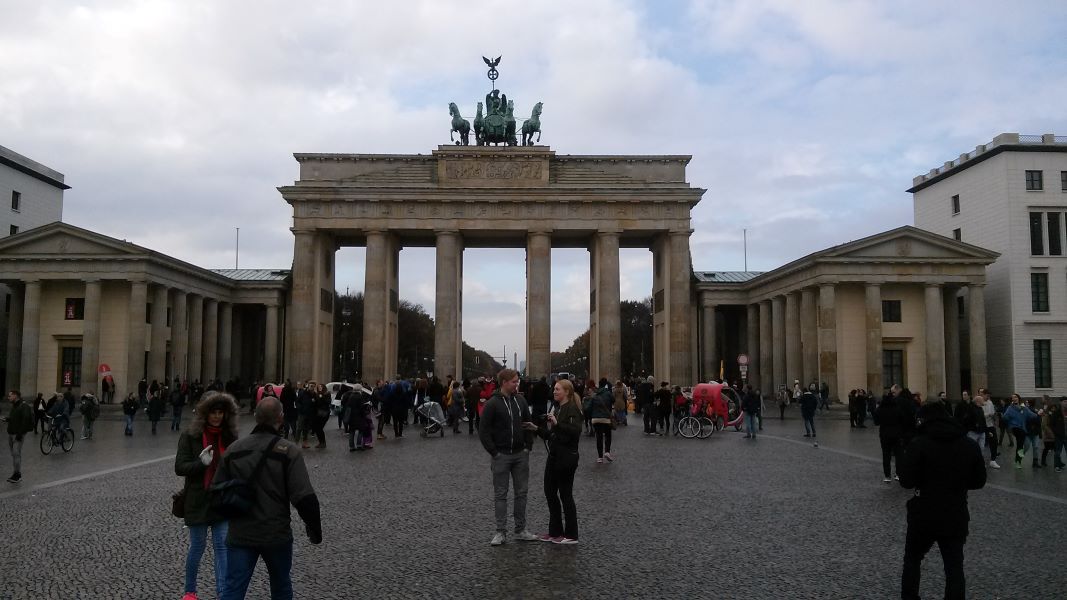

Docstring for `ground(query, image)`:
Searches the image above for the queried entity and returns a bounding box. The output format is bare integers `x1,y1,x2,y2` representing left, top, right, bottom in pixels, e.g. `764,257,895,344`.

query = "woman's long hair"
556,378,582,416
189,391,239,439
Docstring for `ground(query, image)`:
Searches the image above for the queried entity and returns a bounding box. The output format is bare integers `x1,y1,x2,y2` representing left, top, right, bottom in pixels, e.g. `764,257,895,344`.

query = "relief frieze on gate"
296,200,681,221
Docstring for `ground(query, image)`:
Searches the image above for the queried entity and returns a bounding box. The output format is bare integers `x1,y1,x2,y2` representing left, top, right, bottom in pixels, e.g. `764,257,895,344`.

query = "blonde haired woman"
537,378,583,544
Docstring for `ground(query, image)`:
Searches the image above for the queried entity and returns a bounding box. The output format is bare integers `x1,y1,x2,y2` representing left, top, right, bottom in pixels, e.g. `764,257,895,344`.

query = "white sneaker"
513,530,539,542
604,452,614,462
883,477,891,483
893,474,899,481
490,532,506,546
989,460,1001,469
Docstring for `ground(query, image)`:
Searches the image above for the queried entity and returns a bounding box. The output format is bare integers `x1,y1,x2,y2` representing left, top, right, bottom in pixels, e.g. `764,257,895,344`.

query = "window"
1030,212,1044,255
883,350,904,388
1062,171,1067,192
952,228,962,241
1031,272,1049,312
10,190,20,211
1034,339,1052,388
882,300,902,323
951,194,960,215
320,288,333,313
1026,170,1044,191
9,225,17,236
60,346,82,387
1050,212,1063,256
64,297,85,320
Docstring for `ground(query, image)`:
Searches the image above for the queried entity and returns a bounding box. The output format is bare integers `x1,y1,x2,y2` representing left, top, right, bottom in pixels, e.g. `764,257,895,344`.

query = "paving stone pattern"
0,407,1063,599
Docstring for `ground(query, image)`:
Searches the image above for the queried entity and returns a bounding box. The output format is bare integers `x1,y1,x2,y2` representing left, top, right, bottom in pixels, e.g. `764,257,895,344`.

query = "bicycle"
41,415,74,455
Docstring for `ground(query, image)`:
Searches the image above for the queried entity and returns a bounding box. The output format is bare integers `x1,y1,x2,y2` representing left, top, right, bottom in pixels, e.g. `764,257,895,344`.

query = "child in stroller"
416,399,446,437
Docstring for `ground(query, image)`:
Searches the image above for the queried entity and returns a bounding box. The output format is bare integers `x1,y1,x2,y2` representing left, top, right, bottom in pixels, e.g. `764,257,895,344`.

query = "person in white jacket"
976,390,1000,469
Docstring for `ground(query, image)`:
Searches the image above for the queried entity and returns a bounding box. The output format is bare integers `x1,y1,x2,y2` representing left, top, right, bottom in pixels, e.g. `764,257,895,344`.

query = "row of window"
64,297,171,325
1025,170,1067,192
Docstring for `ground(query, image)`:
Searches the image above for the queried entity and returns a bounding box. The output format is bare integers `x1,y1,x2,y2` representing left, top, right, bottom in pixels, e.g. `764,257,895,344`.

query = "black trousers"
377,410,390,436
594,423,612,457
544,453,579,539
901,526,966,600
880,436,901,478
393,408,407,436
643,406,657,433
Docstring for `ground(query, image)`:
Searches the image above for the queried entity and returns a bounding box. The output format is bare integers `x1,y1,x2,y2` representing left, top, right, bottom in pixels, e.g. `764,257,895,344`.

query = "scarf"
202,425,227,490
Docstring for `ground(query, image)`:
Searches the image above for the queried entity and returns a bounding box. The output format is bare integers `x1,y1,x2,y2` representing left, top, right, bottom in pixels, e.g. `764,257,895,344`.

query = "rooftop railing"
912,133,1067,186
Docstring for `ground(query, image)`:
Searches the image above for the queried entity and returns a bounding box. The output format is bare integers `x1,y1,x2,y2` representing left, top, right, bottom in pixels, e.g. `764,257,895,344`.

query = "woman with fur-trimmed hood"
174,392,239,600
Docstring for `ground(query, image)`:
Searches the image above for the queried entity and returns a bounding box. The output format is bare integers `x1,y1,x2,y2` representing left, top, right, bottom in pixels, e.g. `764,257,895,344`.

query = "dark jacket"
741,391,761,414
875,395,904,439
280,385,297,421
147,394,164,421
5,400,33,436
122,396,139,416
211,424,321,547
799,390,819,416
1050,406,1065,438
898,415,986,537
954,400,984,434
175,429,237,526
479,390,533,456
587,387,614,420
538,400,582,466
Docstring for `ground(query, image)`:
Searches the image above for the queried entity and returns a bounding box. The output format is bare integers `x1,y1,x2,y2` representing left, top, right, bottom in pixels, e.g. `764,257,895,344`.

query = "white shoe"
989,460,1001,469
604,452,614,462
513,530,539,542
490,532,506,546
893,474,899,481
882,477,891,483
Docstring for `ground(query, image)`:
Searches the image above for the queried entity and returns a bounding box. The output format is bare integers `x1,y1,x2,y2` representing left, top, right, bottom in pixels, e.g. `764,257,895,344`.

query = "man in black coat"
898,401,986,600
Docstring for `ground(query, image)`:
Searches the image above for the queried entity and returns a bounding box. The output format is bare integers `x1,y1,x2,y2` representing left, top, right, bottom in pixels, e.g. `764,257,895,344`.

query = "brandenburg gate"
280,145,704,385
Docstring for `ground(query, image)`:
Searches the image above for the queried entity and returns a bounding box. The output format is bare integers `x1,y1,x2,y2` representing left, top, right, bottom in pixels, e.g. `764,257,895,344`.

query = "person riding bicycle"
47,393,70,434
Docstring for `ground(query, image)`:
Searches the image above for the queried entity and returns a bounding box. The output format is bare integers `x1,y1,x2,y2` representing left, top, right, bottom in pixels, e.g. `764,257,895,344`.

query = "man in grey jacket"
479,368,539,546
214,396,322,600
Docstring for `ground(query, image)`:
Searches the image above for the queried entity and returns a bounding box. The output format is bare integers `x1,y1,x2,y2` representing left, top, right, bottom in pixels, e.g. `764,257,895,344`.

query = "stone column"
171,291,188,382
700,297,717,381
800,288,818,386
80,280,102,395
19,280,41,398
771,295,786,390
924,283,946,398
746,303,759,389
289,230,318,382
203,299,218,383
5,282,23,392
865,284,883,394
591,230,621,381
218,302,233,380
818,284,838,402
148,284,168,383
526,231,551,379
187,295,203,384
265,300,280,383
668,231,693,385
968,284,988,393
127,281,148,394
363,231,389,383
435,230,463,380
785,292,801,384
943,288,961,398
759,301,773,396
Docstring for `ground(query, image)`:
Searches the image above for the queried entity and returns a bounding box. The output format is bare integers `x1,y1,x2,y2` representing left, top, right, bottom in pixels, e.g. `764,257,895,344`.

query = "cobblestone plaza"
1,409,1063,599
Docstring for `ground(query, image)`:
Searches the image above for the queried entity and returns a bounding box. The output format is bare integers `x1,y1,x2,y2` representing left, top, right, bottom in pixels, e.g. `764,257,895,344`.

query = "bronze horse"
521,102,543,146
449,102,471,146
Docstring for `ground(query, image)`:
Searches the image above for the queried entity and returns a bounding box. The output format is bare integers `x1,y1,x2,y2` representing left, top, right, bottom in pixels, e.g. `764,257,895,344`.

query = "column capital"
668,229,695,237
435,229,460,237
597,228,622,237
528,228,552,237
83,278,101,285
864,282,881,290
925,282,943,289
968,282,987,289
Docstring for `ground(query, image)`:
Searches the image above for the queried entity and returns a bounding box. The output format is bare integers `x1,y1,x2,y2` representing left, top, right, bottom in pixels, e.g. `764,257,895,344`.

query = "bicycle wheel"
697,417,715,439
677,416,699,439
41,431,54,455
61,428,75,452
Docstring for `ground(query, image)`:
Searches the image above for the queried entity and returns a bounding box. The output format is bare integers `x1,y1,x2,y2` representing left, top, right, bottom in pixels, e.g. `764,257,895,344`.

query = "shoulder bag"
209,436,281,519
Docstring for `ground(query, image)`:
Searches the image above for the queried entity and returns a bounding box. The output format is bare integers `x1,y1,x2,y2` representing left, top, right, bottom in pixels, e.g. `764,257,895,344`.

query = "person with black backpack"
78,392,100,440
588,379,615,463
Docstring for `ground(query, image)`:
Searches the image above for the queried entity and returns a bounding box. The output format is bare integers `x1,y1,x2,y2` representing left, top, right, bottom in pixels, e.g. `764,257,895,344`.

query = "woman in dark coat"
147,390,164,434
537,377,583,543
174,392,239,600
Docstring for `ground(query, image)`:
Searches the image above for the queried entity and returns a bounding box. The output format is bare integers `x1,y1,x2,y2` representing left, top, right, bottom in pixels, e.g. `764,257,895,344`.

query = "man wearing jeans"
214,397,321,599
479,368,539,546
3,391,34,483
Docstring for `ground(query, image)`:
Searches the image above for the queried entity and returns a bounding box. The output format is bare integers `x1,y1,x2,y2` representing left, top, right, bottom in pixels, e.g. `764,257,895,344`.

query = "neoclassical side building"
0,223,288,400
693,226,998,401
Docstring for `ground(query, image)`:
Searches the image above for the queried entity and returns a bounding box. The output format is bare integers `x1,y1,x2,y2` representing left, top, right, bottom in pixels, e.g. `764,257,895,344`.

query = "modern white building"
0,145,68,391
911,132,1067,398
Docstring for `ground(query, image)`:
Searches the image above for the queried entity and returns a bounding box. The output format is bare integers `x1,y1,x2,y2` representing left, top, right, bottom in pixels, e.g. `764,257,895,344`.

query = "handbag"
209,436,281,519
171,489,185,518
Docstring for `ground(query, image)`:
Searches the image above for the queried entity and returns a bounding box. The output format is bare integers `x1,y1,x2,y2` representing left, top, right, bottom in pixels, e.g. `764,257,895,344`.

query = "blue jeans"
171,406,183,431
223,542,293,600
124,414,134,434
186,521,228,596
745,412,759,435
803,414,816,436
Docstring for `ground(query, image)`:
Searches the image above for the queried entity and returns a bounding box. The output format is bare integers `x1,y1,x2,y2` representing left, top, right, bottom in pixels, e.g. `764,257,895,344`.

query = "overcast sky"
4,1,1067,369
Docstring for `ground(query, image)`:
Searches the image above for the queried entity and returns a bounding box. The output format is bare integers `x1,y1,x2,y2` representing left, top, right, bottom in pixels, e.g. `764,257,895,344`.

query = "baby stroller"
416,400,446,437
